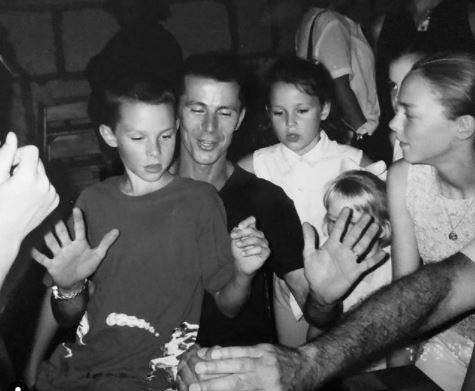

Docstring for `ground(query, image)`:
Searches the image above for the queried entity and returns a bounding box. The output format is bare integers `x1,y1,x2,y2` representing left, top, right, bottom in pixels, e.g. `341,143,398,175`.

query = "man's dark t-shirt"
197,166,304,346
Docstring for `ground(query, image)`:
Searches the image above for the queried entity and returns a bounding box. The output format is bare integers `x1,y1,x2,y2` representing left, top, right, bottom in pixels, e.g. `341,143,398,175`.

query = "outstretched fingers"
357,250,388,274
235,216,256,230
54,220,72,247
31,247,52,269
0,132,17,183
72,207,87,241
190,374,253,391
205,346,264,360
348,218,380,259
44,231,61,255
302,222,318,258
95,228,120,258
327,207,352,244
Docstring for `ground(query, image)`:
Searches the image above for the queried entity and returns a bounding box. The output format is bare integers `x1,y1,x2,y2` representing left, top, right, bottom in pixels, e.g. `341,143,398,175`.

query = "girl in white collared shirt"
239,56,371,347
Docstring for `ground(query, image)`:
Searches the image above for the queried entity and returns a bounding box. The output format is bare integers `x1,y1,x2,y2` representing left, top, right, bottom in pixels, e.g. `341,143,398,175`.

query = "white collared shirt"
253,131,362,240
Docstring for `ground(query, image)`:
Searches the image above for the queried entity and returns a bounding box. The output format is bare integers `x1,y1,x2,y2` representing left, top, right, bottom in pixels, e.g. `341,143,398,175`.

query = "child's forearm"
214,271,254,318
51,281,89,327
304,291,343,328
0,236,22,288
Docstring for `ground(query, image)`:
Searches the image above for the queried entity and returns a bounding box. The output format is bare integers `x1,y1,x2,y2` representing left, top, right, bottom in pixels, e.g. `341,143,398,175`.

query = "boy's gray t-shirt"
37,176,234,391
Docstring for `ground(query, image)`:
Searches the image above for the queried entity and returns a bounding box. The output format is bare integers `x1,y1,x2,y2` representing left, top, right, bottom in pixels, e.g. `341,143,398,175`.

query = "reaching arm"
50,281,89,327
0,132,59,287
214,216,270,318
24,288,59,387
180,248,475,391
333,75,367,134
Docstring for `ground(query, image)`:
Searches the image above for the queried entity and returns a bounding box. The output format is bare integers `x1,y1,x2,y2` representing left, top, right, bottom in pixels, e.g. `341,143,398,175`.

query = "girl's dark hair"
258,55,349,144
409,52,475,119
88,76,176,130
263,55,335,107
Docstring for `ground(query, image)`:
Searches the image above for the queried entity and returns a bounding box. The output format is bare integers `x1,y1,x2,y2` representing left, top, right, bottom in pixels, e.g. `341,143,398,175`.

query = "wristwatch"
52,279,88,300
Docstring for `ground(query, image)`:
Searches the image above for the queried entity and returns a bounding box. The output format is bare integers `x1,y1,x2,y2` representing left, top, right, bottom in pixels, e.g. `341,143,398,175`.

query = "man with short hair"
174,52,308,347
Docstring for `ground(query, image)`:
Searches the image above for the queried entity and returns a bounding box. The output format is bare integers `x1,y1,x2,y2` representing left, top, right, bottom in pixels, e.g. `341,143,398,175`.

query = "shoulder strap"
306,9,327,61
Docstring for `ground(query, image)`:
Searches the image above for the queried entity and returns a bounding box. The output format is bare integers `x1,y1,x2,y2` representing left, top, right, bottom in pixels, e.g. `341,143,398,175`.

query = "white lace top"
406,164,475,347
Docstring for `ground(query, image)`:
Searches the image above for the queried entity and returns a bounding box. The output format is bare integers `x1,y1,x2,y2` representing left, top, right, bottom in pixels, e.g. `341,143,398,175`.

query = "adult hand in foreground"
179,343,314,391
0,132,59,245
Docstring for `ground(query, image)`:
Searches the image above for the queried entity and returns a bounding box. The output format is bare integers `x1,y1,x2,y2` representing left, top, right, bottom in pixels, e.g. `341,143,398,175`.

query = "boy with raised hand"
32,78,269,391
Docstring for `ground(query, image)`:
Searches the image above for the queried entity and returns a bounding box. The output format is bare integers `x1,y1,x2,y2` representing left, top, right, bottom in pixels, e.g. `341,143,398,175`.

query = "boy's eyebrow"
158,126,176,133
128,126,176,134
185,100,239,112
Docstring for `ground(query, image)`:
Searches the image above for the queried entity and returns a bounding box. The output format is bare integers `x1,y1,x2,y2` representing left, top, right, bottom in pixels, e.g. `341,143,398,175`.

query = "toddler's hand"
231,216,270,276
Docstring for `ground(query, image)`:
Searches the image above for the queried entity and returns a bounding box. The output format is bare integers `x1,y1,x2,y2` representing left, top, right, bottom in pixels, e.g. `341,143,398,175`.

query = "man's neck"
176,154,233,191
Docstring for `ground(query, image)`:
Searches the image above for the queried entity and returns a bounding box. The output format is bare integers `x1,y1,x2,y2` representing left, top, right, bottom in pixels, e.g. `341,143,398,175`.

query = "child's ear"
379,220,392,245
455,115,475,141
320,102,331,121
99,124,118,148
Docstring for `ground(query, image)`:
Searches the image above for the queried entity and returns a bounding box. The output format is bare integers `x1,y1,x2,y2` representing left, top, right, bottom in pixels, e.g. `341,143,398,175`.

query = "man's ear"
320,102,331,121
99,124,118,148
235,108,246,132
456,115,475,141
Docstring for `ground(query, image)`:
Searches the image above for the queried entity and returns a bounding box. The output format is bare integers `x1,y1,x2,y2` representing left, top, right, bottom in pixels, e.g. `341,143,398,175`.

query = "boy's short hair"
323,170,391,246
89,76,176,130
178,51,247,109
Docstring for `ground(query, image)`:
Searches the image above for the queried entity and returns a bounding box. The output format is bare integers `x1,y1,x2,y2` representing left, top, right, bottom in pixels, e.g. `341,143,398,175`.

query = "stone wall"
0,0,384,145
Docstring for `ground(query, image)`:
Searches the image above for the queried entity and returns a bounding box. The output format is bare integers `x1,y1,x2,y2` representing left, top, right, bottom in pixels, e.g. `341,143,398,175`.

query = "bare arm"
181,250,475,391
387,160,421,366
388,161,420,278
333,75,367,133
370,14,386,53
51,283,89,327
282,268,308,310
462,333,475,390
24,288,59,387
214,217,270,318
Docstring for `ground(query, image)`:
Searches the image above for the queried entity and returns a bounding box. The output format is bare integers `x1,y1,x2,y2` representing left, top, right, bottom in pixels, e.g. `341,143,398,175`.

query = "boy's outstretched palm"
303,208,387,305
32,207,119,290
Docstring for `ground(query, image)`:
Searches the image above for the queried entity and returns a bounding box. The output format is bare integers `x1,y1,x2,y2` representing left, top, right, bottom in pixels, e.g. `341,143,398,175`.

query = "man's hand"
231,216,270,276
181,344,312,391
304,208,387,306
32,207,119,290
0,132,59,244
